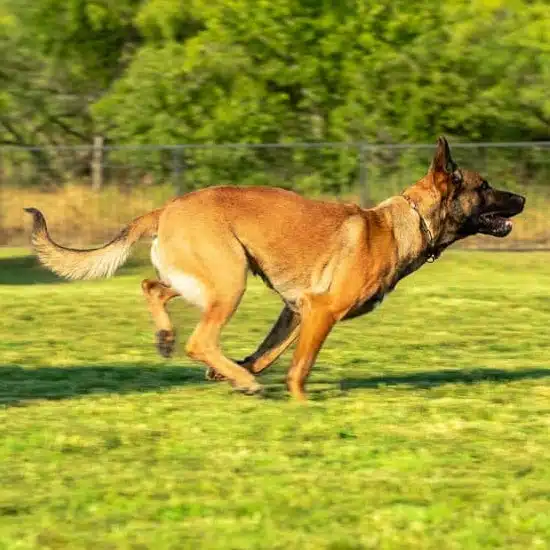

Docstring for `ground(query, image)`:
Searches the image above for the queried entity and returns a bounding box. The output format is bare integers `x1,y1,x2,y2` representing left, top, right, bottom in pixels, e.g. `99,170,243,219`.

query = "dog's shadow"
244,366,550,401
0,255,64,285
2,364,549,406
338,367,550,393
0,363,207,406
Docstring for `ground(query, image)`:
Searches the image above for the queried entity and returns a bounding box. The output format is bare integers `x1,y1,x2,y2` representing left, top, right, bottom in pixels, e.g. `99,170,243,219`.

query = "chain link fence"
1,141,548,249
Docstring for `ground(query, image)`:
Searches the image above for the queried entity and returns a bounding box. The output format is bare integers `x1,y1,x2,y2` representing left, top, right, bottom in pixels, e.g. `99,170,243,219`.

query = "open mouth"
478,212,514,237
471,192,524,239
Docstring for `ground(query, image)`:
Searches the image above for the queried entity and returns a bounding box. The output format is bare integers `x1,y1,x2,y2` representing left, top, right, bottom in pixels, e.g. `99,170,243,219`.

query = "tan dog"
26,137,525,399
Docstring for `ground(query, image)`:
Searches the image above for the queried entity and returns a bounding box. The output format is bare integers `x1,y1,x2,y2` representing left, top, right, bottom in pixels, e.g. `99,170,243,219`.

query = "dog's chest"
343,290,386,320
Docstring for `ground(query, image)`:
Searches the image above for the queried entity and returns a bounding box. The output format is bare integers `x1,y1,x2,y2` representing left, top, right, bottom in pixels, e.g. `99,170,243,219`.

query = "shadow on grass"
4,364,548,406
0,252,150,285
255,367,550,402
0,255,64,285
0,363,208,406
340,367,550,392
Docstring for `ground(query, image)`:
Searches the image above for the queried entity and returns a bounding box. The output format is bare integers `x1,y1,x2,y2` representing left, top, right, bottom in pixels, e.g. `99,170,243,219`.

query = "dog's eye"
451,171,463,185
479,181,490,191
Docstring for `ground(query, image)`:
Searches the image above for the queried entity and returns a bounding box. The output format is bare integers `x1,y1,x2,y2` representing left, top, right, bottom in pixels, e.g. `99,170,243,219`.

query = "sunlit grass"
1,250,549,549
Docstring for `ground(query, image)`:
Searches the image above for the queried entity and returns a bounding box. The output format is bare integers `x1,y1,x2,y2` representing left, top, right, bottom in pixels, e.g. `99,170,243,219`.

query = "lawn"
1,248,549,549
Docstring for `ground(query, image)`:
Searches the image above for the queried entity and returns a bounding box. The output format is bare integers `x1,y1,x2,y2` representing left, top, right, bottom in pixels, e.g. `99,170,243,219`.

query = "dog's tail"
24,207,163,280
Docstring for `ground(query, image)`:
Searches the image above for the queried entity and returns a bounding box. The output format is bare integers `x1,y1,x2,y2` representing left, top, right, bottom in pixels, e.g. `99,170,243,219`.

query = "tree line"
1,0,548,148
0,0,548,189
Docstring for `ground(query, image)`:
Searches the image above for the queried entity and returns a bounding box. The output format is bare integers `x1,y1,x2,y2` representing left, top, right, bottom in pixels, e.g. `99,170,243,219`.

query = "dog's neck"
401,194,437,261
398,185,447,264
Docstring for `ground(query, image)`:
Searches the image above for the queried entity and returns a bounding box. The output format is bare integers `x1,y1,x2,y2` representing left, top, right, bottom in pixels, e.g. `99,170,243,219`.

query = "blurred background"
0,0,549,248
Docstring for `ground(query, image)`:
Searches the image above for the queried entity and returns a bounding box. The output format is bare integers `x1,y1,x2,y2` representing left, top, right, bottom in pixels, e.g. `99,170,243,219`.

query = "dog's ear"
430,136,457,174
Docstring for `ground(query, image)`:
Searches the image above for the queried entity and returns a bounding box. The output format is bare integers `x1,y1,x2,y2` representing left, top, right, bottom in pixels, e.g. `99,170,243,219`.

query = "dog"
25,137,525,399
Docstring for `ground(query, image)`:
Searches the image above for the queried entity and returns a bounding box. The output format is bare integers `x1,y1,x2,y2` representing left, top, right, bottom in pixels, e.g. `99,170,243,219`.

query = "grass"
1,248,550,549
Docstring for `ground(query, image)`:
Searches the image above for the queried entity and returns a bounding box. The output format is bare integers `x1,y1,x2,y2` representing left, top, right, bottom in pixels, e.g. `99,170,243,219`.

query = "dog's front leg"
287,295,336,401
241,305,301,373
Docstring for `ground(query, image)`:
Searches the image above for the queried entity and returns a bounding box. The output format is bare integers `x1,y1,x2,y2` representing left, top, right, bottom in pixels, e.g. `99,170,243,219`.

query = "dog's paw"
205,368,227,382
232,381,264,396
156,330,176,358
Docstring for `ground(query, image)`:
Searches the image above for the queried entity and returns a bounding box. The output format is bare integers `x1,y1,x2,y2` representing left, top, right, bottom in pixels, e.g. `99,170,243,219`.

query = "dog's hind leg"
141,279,180,358
185,287,263,395
206,306,300,381
173,250,261,394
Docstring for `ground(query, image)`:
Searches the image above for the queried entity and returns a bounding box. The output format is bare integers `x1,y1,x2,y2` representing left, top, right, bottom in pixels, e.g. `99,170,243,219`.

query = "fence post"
358,142,368,207
91,136,104,191
172,147,184,196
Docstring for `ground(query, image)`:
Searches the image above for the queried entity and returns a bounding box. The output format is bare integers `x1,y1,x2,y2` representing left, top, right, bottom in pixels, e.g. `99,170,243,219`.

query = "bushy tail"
24,208,162,280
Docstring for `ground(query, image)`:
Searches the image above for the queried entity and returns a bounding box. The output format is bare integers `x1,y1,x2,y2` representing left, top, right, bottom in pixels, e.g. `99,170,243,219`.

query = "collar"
401,194,438,263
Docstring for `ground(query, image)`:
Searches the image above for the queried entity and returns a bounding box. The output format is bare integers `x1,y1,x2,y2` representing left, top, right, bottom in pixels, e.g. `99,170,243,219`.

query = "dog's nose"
518,195,526,211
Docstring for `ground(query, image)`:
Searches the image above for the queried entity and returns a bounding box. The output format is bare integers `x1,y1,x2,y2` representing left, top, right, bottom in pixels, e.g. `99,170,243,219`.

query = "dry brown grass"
1,183,548,249
0,183,174,247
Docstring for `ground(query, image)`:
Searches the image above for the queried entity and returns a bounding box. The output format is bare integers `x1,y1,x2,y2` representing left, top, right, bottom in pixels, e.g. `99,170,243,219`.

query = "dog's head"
419,137,525,248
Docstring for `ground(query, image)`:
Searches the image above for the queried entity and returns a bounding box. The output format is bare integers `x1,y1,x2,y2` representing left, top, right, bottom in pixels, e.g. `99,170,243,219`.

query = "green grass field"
1,248,550,549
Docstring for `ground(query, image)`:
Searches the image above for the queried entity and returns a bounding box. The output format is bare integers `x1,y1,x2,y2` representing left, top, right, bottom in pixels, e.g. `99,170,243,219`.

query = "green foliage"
0,0,548,187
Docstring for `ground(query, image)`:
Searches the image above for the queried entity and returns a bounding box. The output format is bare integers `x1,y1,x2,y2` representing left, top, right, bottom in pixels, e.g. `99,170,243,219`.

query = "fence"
1,141,549,249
